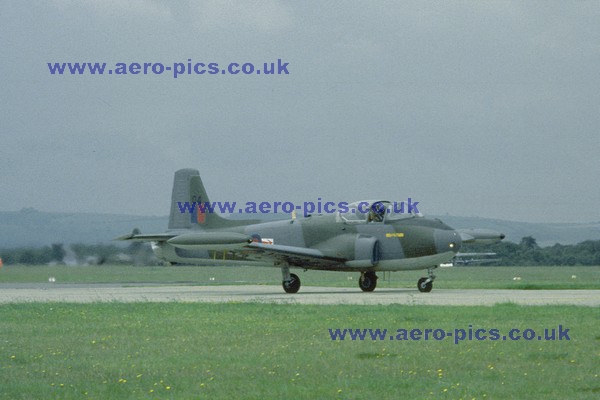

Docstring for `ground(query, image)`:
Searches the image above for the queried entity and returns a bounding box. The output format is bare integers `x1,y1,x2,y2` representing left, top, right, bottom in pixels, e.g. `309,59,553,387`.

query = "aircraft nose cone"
434,229,462,254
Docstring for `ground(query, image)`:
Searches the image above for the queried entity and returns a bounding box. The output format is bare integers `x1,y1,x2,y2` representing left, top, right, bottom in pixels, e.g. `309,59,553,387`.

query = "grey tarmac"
0,284,598,306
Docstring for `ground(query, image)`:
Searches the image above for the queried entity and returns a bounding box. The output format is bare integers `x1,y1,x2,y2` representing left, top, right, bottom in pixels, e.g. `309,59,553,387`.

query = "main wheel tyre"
282,273,301,294
417,277,433,293
359,272,377,292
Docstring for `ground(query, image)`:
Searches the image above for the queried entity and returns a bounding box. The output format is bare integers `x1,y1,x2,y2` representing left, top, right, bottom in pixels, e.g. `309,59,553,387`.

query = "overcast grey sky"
2,1,599,223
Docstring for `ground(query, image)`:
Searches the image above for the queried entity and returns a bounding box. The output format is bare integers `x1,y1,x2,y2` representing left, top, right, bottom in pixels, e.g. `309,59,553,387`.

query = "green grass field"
1,265,598,398
1,264,599,289
1,303,598,399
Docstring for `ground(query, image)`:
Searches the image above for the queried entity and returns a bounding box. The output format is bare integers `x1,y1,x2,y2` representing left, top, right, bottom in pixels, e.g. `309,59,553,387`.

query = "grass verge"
0,303,598,399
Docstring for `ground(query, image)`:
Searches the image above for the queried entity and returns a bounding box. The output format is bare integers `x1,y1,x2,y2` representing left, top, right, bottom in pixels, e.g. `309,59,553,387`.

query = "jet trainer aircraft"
117,169,504,293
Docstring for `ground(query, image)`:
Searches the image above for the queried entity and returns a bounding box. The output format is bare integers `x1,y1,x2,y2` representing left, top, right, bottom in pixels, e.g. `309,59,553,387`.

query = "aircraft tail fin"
168,169,258,230
168,169,197,229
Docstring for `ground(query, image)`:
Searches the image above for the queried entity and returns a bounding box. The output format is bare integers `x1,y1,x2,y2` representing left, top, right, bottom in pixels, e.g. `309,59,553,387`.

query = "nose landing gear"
417,267,437,293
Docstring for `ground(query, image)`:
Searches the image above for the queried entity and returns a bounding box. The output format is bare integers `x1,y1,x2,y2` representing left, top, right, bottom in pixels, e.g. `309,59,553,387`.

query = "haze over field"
2,1,599,223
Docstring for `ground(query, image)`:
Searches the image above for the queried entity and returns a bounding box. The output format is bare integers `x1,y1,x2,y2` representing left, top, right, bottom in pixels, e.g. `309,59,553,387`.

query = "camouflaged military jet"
117,169,504,293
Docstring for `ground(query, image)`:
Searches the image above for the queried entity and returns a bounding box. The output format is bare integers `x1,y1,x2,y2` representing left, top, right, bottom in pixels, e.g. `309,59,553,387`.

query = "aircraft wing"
242,242,345,269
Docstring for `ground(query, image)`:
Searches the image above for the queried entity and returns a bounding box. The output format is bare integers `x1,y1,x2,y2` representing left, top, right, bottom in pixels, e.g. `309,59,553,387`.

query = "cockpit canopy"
336,200,423,224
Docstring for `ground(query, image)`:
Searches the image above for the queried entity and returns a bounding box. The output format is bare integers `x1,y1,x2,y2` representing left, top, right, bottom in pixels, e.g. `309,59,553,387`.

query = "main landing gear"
281,266,301,294
359,271,378,292
417,267,437,293
280,266,438,294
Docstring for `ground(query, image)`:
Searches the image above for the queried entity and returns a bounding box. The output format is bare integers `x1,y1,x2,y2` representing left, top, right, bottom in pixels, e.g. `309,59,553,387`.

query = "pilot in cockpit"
367,202,386,223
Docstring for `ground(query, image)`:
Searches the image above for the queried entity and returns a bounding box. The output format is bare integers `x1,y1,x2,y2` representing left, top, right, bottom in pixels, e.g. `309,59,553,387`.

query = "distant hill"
1,208,599,248
0,209,166,248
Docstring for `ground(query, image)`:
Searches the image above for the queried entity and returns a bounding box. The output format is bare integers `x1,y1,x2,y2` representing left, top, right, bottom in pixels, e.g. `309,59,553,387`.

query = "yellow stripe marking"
386,232,404,238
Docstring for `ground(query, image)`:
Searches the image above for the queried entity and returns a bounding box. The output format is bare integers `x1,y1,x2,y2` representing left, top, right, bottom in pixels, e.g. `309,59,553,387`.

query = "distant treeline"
1,236,599,266
0,242,159,266
461,236,600,266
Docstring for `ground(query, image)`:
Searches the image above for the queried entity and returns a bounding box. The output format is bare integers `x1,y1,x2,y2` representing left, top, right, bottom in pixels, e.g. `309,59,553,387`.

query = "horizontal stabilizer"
114,232,177,242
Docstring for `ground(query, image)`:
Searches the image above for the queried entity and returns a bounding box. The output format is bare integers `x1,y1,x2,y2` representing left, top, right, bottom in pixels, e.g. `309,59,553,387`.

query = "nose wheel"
417,267,436,293
417,277,433,292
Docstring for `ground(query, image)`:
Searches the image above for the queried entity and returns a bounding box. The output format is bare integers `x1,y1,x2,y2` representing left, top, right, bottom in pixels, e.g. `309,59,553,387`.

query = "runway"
0,284,598,306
